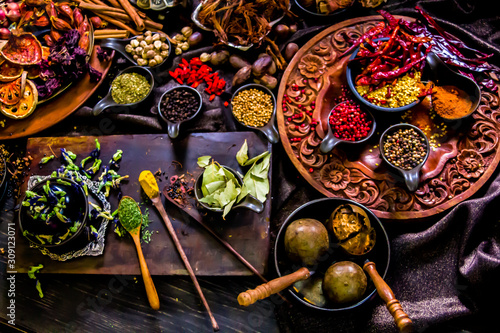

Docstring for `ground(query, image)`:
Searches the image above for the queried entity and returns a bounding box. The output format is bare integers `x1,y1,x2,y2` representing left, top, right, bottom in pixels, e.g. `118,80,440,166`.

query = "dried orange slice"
0,60,23,82
0,79,38,119
0,75,23,105
0,31,43,66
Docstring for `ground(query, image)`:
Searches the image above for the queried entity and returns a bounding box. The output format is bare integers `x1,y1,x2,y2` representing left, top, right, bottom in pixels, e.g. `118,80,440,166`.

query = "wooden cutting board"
15,132,272,275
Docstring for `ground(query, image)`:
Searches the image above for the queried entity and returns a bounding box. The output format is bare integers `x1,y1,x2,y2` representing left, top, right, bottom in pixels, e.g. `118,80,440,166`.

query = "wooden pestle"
363,261,413,333
238,267,310,306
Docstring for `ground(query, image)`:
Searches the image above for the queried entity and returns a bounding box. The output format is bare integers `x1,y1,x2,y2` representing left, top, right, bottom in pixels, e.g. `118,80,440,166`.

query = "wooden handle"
153,198,219,332
131,234,160,310
237,267,310,306
364,262,413,333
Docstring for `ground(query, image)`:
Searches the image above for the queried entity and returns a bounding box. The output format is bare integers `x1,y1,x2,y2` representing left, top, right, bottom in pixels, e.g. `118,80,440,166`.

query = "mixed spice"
432,85,472,119
382,127,428,170
111,72,151,104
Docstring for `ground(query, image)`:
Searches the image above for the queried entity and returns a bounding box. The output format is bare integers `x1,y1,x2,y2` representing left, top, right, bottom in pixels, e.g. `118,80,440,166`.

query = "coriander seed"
232,88,273,128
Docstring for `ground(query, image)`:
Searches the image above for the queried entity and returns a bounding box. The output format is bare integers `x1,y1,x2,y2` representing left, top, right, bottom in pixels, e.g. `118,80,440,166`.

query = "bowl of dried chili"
346,37,429,113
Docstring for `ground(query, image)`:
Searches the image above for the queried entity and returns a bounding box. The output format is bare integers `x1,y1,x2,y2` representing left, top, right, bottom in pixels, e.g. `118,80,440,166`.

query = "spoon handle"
152,197,219,332
237,267,310,306
132,234,160,310
363,261,413,333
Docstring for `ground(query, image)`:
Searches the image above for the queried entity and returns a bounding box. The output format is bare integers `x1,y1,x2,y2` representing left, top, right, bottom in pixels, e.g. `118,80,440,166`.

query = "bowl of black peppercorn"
379,123,430,192
158,85,203,139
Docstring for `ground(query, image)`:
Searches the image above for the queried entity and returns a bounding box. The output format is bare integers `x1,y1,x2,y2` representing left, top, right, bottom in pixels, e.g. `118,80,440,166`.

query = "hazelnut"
144,44,154,52
181,26,193,38
139,40,148,48
144,35,153,44
136,35,144,42
161,42,169,51
180,42,190,51
137,58,148,66
125,44,134,53
149,59,157,67
154,55,163,63
175,47,182,55
152,33,161,41
200,52,211,62
130,39,140,48
154,40,162,50
133,54,139,60
144,30,152,37
135,46,144,54
160,50,169,58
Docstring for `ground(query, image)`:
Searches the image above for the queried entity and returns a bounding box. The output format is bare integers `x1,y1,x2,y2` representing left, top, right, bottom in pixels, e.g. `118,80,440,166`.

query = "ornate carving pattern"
277,17,500,219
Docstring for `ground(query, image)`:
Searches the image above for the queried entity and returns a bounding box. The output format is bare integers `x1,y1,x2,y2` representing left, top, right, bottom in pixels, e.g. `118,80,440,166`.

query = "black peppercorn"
383,128,427,170
160,88,200,123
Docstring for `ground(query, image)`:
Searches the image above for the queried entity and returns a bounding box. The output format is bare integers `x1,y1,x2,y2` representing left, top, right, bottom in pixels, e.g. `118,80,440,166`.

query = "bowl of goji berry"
319,101,376,154
346,37,430,113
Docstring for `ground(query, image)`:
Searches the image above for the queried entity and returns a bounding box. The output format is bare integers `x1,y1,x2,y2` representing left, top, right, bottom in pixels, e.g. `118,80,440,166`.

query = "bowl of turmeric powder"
426,52,481,120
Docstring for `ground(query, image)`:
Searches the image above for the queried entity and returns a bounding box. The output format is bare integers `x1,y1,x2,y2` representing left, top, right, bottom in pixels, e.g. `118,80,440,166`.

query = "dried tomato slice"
0,76,23,105
0,79,38,119
0,31,43,66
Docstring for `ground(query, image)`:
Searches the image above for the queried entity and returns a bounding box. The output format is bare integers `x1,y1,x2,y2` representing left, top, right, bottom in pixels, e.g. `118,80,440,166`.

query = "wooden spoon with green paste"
118,196,160,310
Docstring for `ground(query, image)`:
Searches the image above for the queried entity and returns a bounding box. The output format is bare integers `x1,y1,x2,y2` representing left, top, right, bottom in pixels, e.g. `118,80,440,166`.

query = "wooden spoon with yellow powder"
118,196,160,310
139,170,219,331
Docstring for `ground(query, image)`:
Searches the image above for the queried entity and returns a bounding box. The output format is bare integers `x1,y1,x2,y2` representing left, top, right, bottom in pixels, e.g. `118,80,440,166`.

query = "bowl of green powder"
92,66,154,116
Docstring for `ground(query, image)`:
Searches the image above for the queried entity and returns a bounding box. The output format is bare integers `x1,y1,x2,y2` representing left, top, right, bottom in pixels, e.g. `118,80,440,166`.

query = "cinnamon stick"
95,12,140,35
117,0,145,31
94,29,129,38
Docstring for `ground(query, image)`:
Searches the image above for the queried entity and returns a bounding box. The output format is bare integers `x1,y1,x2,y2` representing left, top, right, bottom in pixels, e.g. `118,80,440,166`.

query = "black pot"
274,198,390,311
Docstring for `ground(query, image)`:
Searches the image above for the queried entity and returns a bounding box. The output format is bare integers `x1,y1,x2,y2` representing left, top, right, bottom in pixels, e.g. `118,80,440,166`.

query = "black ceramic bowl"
18,177,89,248
231,83,280,144
274,198,390,311
319,101,377,154
194,165,264,214
92,65,155,115
379,123,430,192
158,85,203,139
346,38,424,113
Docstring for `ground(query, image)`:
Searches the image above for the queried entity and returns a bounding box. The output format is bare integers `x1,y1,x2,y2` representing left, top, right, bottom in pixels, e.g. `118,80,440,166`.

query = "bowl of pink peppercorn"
319,100,376,154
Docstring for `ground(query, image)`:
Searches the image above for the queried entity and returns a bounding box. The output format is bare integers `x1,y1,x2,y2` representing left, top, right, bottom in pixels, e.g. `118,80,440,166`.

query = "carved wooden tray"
277,15,500,220
0,47,114,140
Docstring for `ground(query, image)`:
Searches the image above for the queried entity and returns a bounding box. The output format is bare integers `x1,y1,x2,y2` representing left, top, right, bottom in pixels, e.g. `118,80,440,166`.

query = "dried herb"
197,0,292,47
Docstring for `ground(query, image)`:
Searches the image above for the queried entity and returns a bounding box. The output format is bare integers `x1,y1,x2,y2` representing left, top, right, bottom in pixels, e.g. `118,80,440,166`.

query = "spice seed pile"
382,128,427,170
160,89,200,122
232,89,273,128
329,101,372,141
111,73,151,104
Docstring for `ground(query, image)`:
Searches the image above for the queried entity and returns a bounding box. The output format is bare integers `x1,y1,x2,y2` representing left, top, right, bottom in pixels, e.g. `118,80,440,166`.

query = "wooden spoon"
118,196,160,310
139,170,219,332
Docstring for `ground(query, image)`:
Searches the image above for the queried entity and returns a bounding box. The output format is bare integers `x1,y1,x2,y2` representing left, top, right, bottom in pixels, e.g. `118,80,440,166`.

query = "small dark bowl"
346,38,423,113
18,177,89,249
274,198,390,311
379,123,430,192
158,85,203,139
231,83,280,144
194,165,264,214
92,66,154,116
426,52,481,121
320,101,377,154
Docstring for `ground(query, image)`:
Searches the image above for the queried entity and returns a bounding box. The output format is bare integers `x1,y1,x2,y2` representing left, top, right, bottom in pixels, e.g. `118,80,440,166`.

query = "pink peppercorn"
329,101,372,141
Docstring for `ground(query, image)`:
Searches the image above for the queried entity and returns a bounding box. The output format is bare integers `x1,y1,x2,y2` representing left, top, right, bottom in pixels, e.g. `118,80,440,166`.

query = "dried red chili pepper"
341,22,386,57
372,56,425,80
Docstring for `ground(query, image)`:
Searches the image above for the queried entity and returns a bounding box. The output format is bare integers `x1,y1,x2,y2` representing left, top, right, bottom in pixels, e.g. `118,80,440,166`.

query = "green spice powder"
111,73,150,104
118,197,142,232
